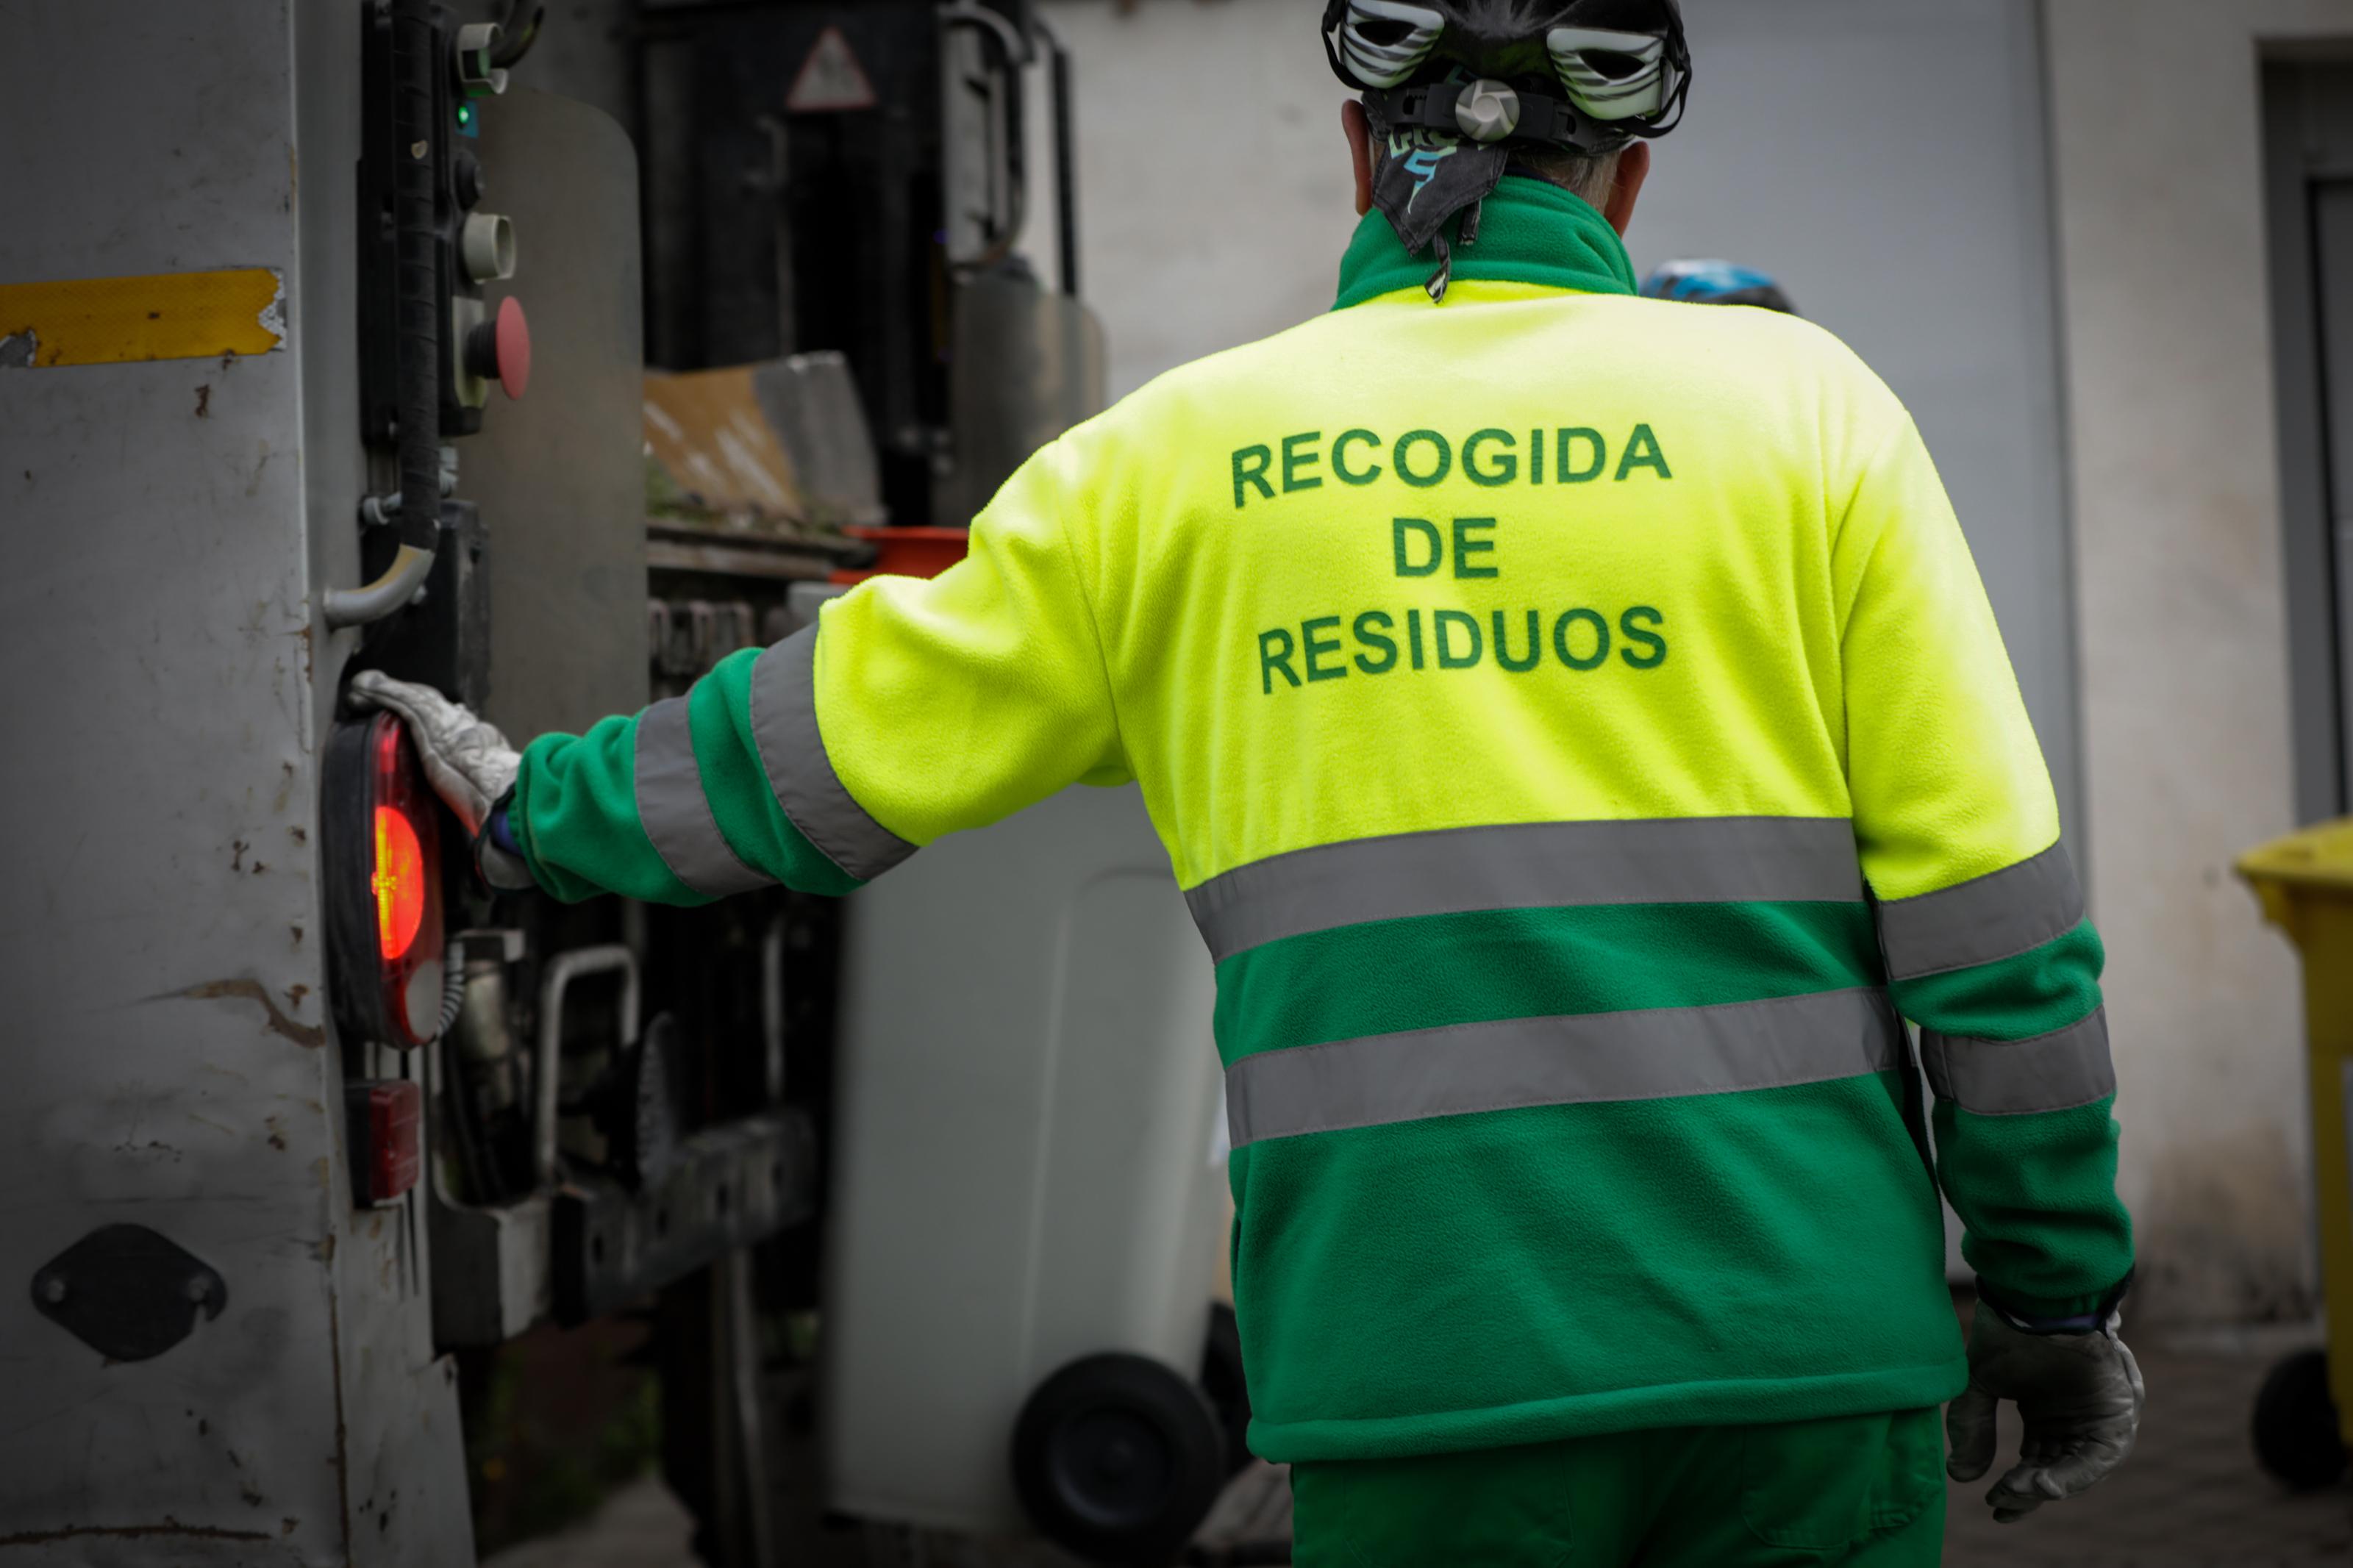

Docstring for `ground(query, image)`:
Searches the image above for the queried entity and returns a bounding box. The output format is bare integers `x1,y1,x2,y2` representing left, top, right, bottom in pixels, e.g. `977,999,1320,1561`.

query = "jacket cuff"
475,789,538,892
1976,1267,2135,1333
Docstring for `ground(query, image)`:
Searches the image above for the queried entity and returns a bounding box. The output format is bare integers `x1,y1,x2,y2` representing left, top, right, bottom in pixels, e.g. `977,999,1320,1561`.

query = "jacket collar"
1332,176,1638,311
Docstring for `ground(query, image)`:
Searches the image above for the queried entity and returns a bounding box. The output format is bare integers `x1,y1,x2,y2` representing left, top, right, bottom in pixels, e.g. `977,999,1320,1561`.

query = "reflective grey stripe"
632,695,774,898
1225,987,1902,1148
1186,817,1865,962
1921,1009,2114,1116
748,625,918,883
1876,842,2084,981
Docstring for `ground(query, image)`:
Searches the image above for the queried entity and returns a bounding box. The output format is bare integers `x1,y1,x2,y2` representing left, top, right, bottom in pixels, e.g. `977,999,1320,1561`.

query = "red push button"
464,296,532,401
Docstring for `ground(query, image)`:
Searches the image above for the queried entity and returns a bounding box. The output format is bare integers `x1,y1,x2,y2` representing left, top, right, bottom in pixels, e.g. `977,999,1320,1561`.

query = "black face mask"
1365,97,1512,301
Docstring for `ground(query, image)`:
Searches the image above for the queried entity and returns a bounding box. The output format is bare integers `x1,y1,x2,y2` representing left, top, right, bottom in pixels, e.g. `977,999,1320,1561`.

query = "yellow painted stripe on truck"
0,268,285,368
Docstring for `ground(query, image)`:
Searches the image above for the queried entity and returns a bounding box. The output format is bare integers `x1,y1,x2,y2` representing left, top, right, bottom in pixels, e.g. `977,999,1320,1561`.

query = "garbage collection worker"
360,1,2141,1560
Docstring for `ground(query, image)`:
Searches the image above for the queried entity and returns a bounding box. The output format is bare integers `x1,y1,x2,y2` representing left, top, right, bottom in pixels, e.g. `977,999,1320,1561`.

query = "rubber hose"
390,0,443,554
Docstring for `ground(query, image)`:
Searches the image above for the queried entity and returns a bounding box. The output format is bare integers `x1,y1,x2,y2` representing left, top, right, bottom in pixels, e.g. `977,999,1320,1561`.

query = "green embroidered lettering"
1393,517,1443,578
1464,429,1517,487
1493,609,1542,672
1232,445,1275,509
1394,429,1452,488
1353,610,1398,674
1282,431,1324,493
1557,428,1606,484
1619,605,1668,668
1407,608,1427,670
1616,423,1672,480
1452,517,1498,579
1434,609,1483,670
1258,627,1301,693
1333,428,1384,486
1302,615,1347,681
1554,608,1610,670
1530,427,1546,484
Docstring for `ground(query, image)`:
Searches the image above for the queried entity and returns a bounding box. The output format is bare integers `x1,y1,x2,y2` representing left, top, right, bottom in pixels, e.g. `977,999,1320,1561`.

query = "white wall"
2043,0,2353,1322
1032,0,1360,402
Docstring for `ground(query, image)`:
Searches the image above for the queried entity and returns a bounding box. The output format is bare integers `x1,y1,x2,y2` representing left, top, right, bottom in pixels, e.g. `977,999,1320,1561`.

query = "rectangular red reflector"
347,1079,423,1206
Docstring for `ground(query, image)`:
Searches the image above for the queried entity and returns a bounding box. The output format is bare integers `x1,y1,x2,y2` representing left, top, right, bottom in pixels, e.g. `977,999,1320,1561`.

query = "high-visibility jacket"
513,176,2132,1464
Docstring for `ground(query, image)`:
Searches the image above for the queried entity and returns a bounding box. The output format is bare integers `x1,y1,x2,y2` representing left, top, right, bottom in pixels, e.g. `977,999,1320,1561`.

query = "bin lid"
2238,818,2353,939
2238,817,2353,892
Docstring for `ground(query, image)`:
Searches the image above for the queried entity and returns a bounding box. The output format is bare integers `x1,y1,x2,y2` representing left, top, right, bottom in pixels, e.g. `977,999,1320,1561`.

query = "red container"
830,526,970,584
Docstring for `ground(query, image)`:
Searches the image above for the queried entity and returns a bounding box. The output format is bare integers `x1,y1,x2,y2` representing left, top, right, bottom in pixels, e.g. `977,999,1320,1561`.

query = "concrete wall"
1030,0,1360,402
2043,0,2353,1322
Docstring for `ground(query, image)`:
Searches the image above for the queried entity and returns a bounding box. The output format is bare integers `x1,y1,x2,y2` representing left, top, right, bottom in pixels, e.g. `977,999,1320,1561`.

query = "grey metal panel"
2313,178,2353,820
496,0,641,140
468,87,651,740
0,3,470,1561
751,352,887,526
2263,63,2345,825
1629,0,2084,852
938,268,1107,525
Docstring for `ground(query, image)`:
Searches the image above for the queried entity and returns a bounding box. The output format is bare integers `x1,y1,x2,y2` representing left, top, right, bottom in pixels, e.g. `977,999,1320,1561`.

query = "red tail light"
374,807,428,958
346,1078,424,1206
326,709,446,1049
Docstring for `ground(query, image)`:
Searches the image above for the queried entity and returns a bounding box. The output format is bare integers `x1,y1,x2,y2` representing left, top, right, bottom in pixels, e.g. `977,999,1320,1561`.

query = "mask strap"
1423,233,1452,303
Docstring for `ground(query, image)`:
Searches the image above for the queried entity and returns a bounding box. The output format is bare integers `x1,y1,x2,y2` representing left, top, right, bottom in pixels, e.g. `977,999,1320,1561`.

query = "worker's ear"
1344,100,1375,218
1604,141,1650,237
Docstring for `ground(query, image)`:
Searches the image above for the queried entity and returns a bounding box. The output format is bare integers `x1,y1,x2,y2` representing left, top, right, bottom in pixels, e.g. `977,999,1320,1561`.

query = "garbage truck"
0,3,1240,1563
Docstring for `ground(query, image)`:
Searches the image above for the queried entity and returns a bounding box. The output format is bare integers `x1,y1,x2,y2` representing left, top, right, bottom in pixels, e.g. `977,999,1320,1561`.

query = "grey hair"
1509,143,1625,211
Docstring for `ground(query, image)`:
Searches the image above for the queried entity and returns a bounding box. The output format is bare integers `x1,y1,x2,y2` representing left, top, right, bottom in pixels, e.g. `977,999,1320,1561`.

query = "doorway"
2267,60,2353,825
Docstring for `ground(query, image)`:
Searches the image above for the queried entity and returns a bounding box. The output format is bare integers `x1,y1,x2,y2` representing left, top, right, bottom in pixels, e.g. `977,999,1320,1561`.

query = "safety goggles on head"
1322,0,1690,152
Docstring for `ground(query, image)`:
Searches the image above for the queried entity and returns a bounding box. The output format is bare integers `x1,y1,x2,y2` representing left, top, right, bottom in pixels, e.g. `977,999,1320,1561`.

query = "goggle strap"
1367,82,1596,151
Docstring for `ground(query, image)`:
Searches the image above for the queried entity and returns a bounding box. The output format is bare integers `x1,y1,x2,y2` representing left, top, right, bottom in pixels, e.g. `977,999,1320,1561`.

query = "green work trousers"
1288,1408,1946,1567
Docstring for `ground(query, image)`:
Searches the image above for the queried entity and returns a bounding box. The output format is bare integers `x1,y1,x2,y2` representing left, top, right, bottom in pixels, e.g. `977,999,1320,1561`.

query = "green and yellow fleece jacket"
510,177,2133,1463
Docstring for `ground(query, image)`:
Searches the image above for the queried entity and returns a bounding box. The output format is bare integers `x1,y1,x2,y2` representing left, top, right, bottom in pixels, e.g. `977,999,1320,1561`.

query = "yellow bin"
2238,819,2353,1486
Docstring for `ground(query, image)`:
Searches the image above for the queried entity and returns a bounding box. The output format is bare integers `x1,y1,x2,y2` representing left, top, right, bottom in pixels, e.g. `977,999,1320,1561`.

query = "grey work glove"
1946,1300,2144,1522
349,670,533,890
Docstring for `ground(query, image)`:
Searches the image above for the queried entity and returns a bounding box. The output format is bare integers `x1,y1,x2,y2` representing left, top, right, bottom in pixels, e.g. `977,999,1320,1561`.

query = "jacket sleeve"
1835,407,2135,1320
508,437,1127,906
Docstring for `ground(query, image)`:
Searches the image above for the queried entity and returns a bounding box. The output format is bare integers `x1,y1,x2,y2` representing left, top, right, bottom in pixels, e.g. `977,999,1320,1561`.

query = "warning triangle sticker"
786,26,878,113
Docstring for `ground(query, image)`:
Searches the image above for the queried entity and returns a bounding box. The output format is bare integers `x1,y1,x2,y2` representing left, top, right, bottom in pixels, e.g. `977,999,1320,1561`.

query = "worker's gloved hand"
350,670,518,834
349,671,533,891
1946,1296,2144,1522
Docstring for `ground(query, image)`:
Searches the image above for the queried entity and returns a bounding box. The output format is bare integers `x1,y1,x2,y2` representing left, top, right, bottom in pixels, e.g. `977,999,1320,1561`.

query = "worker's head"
1325,0,1690,262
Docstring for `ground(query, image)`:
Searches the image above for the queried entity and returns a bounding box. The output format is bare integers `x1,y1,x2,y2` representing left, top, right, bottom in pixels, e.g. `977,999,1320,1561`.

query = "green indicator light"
457,104,473,126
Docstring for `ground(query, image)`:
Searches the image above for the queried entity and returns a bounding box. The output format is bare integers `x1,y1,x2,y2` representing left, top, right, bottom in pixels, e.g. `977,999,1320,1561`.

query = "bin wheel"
2252,1347,2348,1491
1012,1352,1229,1566
1201,1303,1254,1478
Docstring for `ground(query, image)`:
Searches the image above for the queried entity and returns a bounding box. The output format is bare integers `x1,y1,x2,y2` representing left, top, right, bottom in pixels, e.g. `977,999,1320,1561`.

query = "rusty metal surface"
644,351,885,531
644,364,807,521
0,3,470,1561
